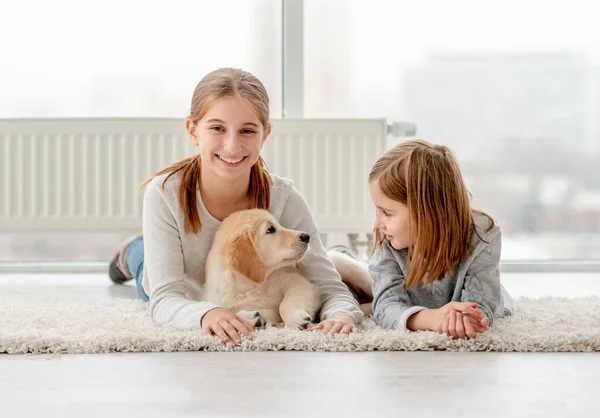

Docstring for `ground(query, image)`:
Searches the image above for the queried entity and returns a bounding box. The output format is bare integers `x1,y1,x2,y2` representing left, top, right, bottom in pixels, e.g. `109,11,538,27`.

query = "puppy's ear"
226,232,267,284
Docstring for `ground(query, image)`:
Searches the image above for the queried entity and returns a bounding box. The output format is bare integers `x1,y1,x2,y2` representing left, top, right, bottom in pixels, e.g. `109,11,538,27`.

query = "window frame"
1,0,598,272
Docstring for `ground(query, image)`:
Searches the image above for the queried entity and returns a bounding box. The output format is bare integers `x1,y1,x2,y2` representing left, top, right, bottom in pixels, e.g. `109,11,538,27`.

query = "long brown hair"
140,68,272,234
369,139,494,290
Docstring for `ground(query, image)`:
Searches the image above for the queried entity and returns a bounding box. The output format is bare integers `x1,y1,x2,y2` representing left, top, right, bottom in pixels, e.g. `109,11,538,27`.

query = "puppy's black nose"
299,233,310,243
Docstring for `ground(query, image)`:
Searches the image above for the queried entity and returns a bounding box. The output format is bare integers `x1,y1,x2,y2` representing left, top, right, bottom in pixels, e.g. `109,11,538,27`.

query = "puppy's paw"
237,310,266,329
283,310,313,330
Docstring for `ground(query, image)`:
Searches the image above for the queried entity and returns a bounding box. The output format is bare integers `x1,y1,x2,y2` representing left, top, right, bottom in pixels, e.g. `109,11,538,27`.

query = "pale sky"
1,0,599,117
348,0,599,90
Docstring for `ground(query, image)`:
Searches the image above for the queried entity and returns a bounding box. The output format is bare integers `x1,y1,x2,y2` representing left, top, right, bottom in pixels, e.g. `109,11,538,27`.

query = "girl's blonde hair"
141,68,272,234
369,139,494,290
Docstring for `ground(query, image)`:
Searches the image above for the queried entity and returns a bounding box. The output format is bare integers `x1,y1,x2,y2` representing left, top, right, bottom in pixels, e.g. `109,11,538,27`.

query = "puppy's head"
220,209,311,284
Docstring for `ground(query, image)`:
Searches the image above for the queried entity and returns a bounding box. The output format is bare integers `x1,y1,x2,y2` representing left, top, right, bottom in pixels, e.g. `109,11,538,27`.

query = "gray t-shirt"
369,212,513,330
141,172,364,329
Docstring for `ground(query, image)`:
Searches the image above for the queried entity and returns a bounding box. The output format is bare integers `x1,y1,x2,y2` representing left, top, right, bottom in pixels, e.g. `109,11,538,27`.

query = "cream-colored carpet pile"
1,296,599,354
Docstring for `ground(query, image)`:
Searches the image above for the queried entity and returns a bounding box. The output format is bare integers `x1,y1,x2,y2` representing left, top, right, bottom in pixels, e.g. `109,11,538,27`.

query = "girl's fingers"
307,323,324,332
219,321,242,345
467,316,487,333
328,323,344,335
320,321,334,334
211,324,230,344
448,310,458,339
234,316,255,334
453,304,485,321
455,312,466,339
340,325,353,334
470,323,487,333
463,315,476,339
443,311,450,336
230,318,253,340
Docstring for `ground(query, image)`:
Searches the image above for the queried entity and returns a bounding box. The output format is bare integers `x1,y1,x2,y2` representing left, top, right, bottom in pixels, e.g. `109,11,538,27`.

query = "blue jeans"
125,236,149,302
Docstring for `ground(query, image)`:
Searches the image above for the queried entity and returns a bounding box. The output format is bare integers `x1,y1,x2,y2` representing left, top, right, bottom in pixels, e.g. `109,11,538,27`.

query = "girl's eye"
266,226,276,234
241,129,256,134
210,126,224,132
382,210,390,217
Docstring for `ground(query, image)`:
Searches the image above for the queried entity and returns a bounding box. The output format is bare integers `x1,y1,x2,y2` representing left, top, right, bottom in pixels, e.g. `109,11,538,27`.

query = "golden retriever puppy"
204,209,320,329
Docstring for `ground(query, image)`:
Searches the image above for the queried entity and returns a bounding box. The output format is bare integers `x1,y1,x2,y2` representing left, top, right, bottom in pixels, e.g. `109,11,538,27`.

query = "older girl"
109,68,363,344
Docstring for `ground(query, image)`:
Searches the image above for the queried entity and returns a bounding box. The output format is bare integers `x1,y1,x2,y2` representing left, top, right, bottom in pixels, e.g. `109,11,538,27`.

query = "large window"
304,0,600,260
2,0,599,263
0,0,281,262
1,0,282,118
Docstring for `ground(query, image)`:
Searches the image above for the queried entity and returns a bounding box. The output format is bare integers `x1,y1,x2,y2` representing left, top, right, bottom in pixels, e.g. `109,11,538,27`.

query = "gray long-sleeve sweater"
368,212,513,330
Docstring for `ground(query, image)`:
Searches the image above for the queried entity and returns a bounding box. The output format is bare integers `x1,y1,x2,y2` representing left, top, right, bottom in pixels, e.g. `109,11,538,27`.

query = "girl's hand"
408,302,488,336
443,309,477,339
439,302,489,339
201,308,254,345
307,312,358,334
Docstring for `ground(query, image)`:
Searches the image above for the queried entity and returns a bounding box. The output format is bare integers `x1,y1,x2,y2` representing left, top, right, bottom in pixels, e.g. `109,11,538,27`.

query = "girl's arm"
279,187,364,324
368,241,428,330
143,179,220,329
461,231,503,326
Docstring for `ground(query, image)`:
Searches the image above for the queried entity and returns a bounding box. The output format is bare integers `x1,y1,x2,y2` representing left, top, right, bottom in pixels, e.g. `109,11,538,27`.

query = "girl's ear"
261,123,272,146
225,232,267,284
186,118,199,147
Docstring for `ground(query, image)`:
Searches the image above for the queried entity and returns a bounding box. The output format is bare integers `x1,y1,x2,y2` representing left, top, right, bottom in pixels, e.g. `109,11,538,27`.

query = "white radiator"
0,118,390,234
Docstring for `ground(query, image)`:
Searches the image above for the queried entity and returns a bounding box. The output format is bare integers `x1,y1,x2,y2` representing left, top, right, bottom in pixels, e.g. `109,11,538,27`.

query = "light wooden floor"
1,272,599,417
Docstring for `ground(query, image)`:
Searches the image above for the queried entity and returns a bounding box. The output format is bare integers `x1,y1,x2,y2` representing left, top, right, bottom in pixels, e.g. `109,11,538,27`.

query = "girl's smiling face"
188,95,270,181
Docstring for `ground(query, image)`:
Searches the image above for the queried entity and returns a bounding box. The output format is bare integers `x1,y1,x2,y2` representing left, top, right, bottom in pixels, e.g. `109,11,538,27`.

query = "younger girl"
108,68,363,344
336,139,513,339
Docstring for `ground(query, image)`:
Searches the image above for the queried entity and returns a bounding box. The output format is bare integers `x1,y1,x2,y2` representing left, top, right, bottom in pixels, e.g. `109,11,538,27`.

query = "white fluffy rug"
1,296,599,354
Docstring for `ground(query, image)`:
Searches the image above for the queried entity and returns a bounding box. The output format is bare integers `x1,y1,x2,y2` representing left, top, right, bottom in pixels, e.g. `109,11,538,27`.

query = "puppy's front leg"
279,277,320,330
237,309,282,329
